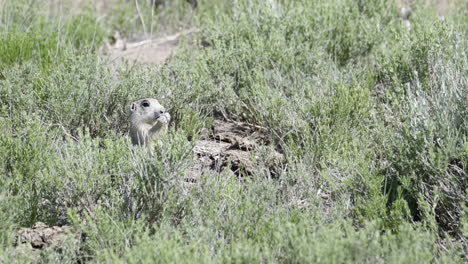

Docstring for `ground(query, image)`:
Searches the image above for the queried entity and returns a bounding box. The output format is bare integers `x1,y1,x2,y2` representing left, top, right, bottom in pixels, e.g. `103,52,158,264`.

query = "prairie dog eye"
142,101,150,107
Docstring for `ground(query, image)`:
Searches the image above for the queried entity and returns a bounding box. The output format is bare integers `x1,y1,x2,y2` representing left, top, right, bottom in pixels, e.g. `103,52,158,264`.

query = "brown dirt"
14,222,80,261
186,120,284,181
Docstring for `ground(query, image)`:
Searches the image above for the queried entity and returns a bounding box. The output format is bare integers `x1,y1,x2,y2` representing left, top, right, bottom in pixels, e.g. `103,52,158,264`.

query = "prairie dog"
129,98,170,146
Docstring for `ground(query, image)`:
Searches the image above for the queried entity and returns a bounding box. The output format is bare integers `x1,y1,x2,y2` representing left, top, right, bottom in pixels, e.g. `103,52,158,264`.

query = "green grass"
0,0,467,262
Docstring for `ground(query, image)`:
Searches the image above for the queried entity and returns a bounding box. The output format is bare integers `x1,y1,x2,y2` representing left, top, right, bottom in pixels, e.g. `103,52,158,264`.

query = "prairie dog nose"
154,110,165,119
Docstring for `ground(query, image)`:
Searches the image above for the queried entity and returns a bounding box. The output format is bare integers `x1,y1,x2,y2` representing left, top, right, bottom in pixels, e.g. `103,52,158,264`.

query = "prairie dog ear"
130,103,137,112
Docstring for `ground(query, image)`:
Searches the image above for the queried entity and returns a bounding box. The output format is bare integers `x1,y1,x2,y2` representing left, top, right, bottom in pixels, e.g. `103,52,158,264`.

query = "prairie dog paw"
158,112,171,123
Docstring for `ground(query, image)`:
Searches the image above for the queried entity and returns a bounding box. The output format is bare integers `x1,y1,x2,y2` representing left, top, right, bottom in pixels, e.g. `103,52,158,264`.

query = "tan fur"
129,98,170,146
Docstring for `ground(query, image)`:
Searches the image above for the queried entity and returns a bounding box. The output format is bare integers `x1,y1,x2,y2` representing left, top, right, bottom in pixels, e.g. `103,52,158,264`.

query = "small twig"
55,123,80,142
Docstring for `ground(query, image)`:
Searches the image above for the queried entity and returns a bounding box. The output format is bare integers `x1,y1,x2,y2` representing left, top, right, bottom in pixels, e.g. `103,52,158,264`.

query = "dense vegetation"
1,0,466,262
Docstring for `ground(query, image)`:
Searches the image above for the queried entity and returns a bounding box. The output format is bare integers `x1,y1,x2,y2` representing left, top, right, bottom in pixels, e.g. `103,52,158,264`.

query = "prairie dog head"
129,98,170,146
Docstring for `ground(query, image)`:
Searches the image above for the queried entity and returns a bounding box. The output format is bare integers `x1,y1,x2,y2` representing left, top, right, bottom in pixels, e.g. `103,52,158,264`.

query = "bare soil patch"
14,222,80,261
101,29,196,65
187,120,284,180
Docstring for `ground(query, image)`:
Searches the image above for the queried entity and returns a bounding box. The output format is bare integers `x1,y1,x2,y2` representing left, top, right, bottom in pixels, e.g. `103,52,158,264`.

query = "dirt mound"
14,222,80,260
187,120,284,180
